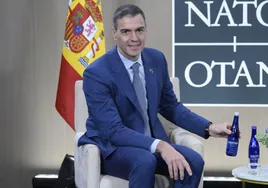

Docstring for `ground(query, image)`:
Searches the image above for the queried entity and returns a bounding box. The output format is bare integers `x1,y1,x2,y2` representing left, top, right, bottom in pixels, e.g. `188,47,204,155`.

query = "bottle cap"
252,125,257,129
234,112,239,116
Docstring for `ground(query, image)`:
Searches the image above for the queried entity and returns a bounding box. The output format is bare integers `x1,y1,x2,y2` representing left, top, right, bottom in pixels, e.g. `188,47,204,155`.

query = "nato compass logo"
172,0,268,106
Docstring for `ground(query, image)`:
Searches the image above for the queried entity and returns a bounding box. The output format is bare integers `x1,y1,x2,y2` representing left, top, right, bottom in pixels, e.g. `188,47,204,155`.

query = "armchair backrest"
74,77,180,132
169,77,180,101
75,80,87,132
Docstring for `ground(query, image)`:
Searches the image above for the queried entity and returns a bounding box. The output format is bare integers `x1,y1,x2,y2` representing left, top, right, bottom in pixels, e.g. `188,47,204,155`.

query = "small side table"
232,164,268,188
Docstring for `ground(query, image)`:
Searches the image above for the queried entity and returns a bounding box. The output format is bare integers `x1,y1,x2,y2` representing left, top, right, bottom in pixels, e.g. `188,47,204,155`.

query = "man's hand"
208,123,232,138
156,141,192,180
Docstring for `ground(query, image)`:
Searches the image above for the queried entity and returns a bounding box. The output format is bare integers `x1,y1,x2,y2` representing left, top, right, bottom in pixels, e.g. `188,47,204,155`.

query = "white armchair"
74,77,204,188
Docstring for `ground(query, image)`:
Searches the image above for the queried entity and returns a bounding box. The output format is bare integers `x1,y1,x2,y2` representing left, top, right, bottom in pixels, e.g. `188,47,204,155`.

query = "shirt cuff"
150,139,161,153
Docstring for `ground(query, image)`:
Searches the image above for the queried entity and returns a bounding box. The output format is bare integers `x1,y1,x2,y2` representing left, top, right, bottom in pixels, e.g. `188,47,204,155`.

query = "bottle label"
249,155,259,162
226,138,239,156
228,141,238,145
249,155,259,169
248,147,259,159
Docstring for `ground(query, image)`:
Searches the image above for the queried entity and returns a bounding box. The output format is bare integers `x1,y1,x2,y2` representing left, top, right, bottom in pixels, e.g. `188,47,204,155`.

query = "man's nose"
130,31,139,41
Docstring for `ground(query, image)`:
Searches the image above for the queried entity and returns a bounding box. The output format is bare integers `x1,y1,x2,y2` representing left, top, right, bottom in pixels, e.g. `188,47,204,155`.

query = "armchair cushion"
74,133,170,188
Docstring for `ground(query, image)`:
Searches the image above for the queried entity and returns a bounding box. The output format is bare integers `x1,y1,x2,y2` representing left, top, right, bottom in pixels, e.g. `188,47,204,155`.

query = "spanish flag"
56,0,105,130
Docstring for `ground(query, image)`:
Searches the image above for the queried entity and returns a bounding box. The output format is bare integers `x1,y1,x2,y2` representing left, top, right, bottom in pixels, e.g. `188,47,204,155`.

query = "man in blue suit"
79,4,232,188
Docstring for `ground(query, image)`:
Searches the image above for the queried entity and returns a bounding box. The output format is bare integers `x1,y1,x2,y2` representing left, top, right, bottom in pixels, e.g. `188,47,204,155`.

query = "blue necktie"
132,62,151,136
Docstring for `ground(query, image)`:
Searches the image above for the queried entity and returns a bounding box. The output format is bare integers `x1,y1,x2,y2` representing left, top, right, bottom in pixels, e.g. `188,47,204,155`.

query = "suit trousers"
101,144,204,188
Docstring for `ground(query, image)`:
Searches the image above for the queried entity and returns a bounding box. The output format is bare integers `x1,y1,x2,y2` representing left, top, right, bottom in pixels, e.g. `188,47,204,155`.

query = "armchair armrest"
158,113,204,158
75,132,101,188
170,127,204,158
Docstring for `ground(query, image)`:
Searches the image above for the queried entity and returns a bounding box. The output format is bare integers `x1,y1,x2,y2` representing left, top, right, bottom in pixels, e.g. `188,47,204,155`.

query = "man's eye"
122,30,129,34
138,28,145,32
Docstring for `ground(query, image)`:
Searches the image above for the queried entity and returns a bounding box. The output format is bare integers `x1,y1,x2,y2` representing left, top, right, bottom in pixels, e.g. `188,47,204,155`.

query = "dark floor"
204,181,268,188
32,173,268,188
204,171,268,188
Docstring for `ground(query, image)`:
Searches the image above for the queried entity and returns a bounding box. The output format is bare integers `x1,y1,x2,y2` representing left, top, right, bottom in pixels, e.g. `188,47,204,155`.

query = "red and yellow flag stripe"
56,0,105,130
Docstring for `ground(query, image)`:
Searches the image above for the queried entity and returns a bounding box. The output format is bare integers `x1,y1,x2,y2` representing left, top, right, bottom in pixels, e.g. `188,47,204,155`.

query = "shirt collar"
117,47,143,70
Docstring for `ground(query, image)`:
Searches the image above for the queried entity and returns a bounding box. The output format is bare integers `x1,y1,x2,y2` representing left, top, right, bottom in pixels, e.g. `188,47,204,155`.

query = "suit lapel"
142,51,158,126
109,47,143,115
108,47,158,126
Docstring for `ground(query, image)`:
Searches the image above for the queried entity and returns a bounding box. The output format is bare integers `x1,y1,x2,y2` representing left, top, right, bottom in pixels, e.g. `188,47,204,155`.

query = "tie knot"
132,62,140,74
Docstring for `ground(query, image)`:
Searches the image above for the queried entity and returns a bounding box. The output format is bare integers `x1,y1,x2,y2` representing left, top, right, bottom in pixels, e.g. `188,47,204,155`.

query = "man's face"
112,14,147,61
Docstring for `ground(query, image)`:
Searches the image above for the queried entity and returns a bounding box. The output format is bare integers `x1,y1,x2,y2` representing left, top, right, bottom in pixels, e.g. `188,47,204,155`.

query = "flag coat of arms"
56,0,105,130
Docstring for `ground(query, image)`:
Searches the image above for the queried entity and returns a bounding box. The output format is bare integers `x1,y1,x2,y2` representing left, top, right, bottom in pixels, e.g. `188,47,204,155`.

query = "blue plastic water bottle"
226,112,239,156
248,125,260,174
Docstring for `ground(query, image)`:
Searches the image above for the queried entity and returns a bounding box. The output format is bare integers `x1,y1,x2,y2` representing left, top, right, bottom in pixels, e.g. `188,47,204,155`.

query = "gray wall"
0,0,267,187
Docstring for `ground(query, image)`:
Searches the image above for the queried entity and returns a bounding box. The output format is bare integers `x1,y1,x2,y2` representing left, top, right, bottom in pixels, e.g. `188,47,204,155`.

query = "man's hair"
113,4,146,30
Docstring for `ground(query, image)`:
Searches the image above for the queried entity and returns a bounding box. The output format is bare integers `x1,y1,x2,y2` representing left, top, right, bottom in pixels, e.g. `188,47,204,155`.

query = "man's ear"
112,27,117,40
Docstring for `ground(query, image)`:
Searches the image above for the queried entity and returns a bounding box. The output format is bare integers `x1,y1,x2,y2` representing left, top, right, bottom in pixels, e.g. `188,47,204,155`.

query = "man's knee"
191,151,204,173
132,151,157,174
195,153,204,167
172,145,204,172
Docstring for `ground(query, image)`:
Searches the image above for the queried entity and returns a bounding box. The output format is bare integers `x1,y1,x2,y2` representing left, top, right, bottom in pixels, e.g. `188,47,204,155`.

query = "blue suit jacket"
78,46,210,159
